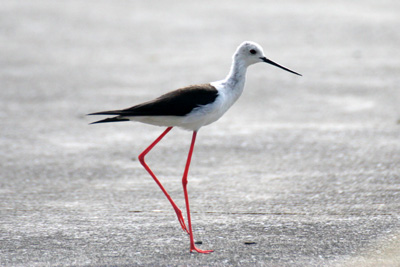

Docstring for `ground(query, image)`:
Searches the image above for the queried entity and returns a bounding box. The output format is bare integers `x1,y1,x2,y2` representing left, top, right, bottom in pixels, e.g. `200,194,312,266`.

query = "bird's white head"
235,41,266,66
235,41,301,76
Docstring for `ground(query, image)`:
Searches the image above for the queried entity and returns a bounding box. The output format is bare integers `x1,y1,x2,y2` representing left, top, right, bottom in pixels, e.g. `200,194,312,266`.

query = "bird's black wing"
89,84,218,119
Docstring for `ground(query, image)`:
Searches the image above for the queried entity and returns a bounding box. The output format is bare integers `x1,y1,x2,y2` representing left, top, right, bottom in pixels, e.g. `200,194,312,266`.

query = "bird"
89,41,301,253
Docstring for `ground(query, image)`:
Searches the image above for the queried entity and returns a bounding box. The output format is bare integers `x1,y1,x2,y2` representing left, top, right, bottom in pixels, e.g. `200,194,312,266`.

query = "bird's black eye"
249,49,257,55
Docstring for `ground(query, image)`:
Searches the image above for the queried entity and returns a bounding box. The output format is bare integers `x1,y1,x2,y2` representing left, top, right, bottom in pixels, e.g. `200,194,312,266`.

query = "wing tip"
87,110,122,116
89,117,130,124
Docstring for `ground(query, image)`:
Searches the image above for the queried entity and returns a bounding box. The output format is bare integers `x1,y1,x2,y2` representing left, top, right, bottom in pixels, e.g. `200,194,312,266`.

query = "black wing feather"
89,117,129,124
89,84,218,118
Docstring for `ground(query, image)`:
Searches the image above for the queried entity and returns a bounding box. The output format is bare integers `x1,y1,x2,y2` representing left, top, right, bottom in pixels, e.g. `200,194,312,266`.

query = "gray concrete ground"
1,0,400,266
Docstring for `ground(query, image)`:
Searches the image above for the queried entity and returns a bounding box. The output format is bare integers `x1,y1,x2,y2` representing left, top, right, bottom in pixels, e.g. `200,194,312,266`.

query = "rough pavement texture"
1,0,400,266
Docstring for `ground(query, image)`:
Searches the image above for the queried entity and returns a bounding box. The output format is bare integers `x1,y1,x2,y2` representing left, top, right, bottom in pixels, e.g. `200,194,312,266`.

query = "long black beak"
261,57,302,76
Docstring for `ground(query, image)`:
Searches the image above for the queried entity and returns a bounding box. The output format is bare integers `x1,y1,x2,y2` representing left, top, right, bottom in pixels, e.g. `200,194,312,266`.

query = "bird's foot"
190,245,214,254
174,208,189,234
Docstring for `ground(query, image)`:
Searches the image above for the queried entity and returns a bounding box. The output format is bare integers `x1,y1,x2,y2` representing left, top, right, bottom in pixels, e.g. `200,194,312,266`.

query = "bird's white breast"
182,79,245,131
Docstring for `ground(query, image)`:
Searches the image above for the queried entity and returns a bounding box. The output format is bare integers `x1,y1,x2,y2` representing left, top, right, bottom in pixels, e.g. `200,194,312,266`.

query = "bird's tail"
88,110,129,124
88,110,123,116
89,116,129,124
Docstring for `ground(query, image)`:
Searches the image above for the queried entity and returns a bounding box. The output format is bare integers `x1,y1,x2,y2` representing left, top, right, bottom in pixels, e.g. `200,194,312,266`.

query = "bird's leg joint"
182,178,188,187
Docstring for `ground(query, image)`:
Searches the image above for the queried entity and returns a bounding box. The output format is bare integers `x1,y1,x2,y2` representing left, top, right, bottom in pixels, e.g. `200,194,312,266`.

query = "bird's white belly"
183,98,227,128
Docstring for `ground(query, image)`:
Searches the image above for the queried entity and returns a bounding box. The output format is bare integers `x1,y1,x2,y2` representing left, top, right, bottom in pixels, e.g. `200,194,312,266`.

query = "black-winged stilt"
89,41,301,253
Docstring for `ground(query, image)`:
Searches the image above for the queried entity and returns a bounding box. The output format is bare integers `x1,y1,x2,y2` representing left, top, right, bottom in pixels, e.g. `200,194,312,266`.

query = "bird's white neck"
207,56,249,116
224,56,248,90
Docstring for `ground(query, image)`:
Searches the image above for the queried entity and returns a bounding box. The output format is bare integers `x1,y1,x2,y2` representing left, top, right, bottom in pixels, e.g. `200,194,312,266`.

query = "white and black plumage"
89,41,301,253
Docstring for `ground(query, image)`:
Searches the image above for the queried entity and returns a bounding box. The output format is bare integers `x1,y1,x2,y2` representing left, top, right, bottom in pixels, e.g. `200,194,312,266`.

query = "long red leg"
182,131,213,253
138,127,188,233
